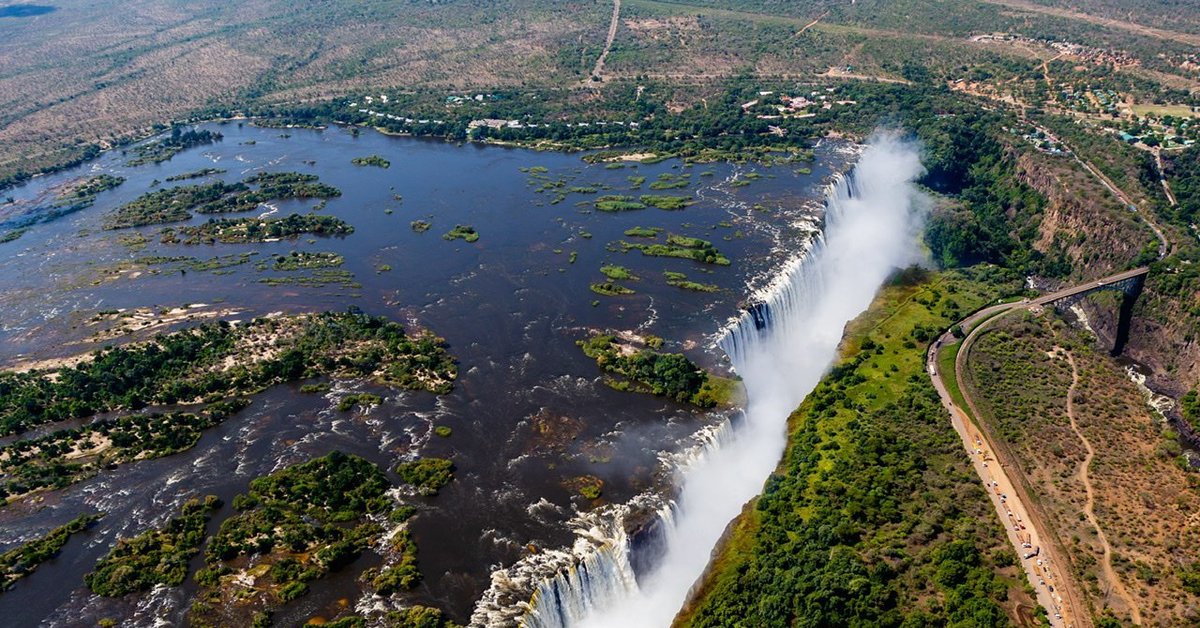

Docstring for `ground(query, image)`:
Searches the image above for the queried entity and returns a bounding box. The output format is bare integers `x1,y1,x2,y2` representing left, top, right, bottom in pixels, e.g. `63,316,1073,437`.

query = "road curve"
923,265,1150,628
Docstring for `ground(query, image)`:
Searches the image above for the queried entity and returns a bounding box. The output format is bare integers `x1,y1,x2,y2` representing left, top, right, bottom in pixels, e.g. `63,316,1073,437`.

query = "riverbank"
676,267,1033,626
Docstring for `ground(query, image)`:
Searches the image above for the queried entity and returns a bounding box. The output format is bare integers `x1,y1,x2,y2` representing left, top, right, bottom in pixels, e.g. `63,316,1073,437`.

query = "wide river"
0,123,850,626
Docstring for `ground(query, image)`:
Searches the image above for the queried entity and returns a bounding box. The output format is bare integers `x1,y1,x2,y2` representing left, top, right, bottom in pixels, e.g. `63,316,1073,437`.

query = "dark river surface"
0,123,851,626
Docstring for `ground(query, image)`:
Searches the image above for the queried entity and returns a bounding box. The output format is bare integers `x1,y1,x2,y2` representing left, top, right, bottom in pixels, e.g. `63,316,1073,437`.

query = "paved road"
924,266,1148,628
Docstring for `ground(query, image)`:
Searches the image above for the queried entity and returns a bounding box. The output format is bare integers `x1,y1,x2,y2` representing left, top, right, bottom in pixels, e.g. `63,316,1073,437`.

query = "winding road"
927,266,1149,628
587,0,621,84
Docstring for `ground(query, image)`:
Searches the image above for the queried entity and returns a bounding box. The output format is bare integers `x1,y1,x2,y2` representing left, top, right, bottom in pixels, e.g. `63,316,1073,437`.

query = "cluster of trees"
125,128,222,167
86,495,220,596
0,310,456,438
0,513,101,590
56,174,125,209
0,400,247,502
614,234,731,266
167,213,353,244
192,452,396,623
394,458,455,496
578,333,717,407
104,172,340,229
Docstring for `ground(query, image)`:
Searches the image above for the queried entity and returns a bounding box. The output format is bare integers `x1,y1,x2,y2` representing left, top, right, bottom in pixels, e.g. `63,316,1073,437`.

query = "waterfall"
477,132,928,628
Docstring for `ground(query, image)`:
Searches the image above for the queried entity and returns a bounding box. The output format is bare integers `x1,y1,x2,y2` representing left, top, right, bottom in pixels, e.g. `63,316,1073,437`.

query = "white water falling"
499,132,929,628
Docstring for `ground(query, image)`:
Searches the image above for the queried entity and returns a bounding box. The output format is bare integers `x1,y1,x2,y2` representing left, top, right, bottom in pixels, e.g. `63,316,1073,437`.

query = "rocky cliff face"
1016,149,1199,405
1015,151,1147,279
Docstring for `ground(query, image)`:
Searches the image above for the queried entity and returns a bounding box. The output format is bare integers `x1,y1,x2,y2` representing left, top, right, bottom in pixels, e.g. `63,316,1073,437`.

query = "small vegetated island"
84,450,455,626
164,168,226,182
442,224,479,242
611,233,731,266
578,332,735,408
55,174,125,210
126,128,222,167
0,513,102,591
0,310,458,504
103,171,341,229
351,155,390,168
593,194,693,212
161,213,352,245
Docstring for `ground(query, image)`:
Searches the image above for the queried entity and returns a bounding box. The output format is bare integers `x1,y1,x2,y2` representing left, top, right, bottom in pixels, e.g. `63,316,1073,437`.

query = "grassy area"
680,268,1028,626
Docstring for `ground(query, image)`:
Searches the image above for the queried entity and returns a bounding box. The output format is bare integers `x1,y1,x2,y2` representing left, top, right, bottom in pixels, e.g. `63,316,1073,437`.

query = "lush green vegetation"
165,168,226,182
351,155,391,168
612,233,731,265
639,194,693,210
86,495,220,596
0,513,101,591
336,392,382,411
0,400,248,503
1182,389,1199,434
595,195,646,212
0,228,28,244
0,310,456,436
164,213,353,244
395,458,455,496
680,271,1019,627
56,174,124,209
590,282,635,296
578,332,730,407
664,270,718,292
259,250,343,270
319,607,459,628
104,173,340,229
600,264,637,280
623,226,661,238
442,224,479,242
191,452,395,625
126,128,222,167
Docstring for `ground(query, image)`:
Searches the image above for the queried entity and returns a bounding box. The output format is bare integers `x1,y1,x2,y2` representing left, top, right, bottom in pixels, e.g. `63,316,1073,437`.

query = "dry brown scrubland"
0,0,607,179
969,313,1200,626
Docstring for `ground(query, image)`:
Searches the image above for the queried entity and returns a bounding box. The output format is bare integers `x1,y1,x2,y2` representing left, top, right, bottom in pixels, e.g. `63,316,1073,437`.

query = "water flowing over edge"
470,133,928,628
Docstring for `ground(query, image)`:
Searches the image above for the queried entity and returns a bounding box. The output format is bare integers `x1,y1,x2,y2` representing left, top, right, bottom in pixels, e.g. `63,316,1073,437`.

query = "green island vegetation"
165,168,226,182
336,392,382,411
394,458,455,496
627,176,646,189
55,174,124,209
314,607,459,628
594,195,645,212
0,310,456,437
578,332,735,408
679,269,1023,626
442,224,479,242
258,269,360,288
135,252,256,275
189,452,409,625
639,195,693,210
351,155,390,168
589,282,635,296
564,475,603,500
0,228,29,244
649,172,690,190
86,495,220,596
612,234,731,266
258,250,344,271
664,271,719,293
599,264,637,281
103,172,341,229
433,425,453,438
163,213,352,244
0,400,248,503
0,513,102,591
623,226,661,238
126,128,222,167
411,219,432,232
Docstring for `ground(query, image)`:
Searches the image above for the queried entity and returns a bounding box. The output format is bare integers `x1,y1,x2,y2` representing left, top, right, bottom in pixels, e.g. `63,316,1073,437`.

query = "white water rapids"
478,132,929,628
